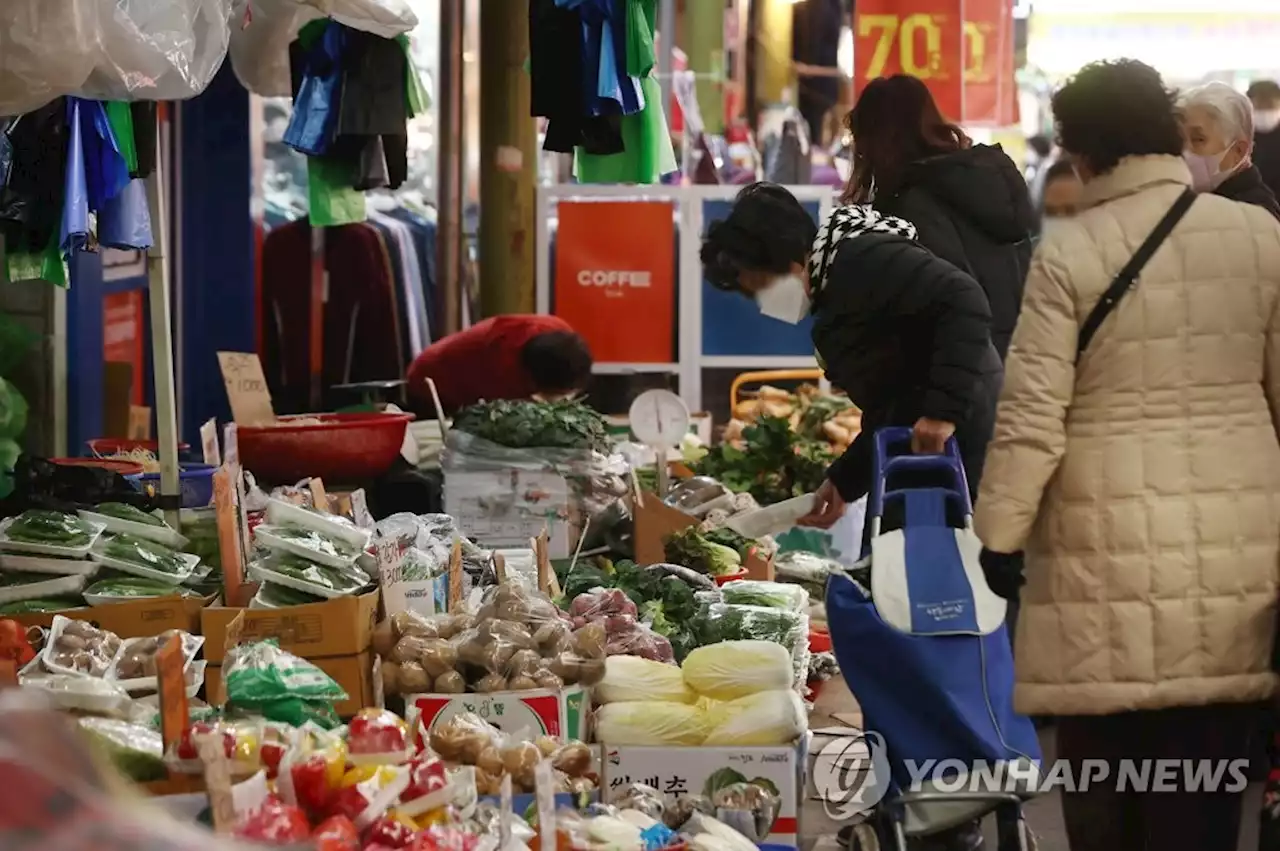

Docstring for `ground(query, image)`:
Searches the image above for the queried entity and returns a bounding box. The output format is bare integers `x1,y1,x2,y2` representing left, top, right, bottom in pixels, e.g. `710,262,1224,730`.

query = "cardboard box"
600,738,809,848
200,590,379,663
633,491,774,580
207,650,375,718
444,468,580,558
406,685,589,743
9,594,212,638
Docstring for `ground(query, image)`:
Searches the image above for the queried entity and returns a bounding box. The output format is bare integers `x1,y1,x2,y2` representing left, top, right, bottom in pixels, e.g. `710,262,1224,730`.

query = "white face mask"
1183,147,1236,192
1256,109,1280,134
755,274,811,325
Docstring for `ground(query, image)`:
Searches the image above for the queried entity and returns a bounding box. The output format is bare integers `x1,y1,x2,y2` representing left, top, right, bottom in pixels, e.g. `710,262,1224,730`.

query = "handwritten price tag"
127,406,152,440
350,488,374,529
376,536,409,617
217,351,276,426
200,418,221,467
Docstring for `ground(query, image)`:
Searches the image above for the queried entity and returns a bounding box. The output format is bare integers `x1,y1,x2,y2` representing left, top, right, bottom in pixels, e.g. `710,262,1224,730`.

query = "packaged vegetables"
91,533,198,582
663,528,742,578
83,575,192,603
249,551,372,600
80,502,188,549
255,523,362,569
0,571,89,604
222,639,349,729
0,509,103,557
426,712,596,796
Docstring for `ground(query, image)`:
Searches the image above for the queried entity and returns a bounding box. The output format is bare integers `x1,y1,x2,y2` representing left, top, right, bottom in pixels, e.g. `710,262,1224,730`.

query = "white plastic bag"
595,656,695,705
80,0,235,102
228,0,419,97
681,640,793,701
0,0,100,115
702,690,806,746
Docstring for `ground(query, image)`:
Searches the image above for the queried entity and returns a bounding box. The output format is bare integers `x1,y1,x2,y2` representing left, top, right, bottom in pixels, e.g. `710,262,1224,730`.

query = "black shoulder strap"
1076,189,1197,364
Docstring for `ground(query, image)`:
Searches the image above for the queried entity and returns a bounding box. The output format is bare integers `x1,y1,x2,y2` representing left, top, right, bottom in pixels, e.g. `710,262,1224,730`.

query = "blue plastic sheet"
98,178,153,250
60,101,90,258
283,23,347,156
61,98,131,258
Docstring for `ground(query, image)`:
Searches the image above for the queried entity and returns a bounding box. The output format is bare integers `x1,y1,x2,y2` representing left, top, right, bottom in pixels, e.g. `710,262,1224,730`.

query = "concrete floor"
803,678,1262,851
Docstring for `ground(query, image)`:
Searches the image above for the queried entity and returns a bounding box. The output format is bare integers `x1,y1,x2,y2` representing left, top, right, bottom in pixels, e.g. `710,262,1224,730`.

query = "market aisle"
803,678,1262,851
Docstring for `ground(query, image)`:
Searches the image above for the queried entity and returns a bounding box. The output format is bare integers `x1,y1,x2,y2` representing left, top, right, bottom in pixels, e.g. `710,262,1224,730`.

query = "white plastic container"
0,516,106,559
78,508,189,549
107,632,205,694
265,497,373,551
253,524,360,570
247,559,365,601
0,552,99,577
0,573,87,605
89,541,199,584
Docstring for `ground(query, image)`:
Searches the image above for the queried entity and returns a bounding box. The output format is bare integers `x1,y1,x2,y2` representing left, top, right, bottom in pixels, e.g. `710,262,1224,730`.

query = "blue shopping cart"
826,428,1041,851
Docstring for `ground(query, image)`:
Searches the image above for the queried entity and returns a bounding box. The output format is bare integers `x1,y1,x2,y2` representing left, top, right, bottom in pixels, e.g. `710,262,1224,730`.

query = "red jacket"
406,315,573,413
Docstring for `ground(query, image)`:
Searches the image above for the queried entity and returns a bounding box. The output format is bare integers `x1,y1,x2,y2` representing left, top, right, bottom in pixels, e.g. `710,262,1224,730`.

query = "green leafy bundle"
452,399,609,453
663,527,742,576
558,558,701,660
694,416,834,505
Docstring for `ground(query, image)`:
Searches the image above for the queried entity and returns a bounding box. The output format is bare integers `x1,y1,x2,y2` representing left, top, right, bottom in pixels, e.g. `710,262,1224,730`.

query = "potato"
381,661,401,696
474,673,508,693
373,620,397,658
548,653,580,685
430,726,468,761
508,675,538,691
571,622,606,660
460,731,496,765
476,746,505,776
392,611,440,639
481,619,535,649
576,657,606,686
416,638,459,678
552,742,593,778
535,736,559,757
534,670,565,690
398,660,432,693
475,767,503,796
502,741,542,778
438,612,476,639
533,621,569,651
433,670,466,694
391,636,433,665
505,648,541,678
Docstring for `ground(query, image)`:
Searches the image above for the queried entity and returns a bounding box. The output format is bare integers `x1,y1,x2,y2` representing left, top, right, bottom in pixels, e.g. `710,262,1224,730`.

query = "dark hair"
1248,80,1280,106
1042,159,1078,186
1027,134,1053,159
521,331,592,393
1051,60,1182,177
841,75,970,203
700,182,817,293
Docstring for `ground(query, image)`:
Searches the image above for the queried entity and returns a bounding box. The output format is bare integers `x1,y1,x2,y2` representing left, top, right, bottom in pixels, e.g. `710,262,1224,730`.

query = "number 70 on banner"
858,13,995,82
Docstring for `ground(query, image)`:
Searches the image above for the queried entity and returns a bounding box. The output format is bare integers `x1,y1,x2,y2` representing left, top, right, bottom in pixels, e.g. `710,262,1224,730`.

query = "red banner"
854,0,1016,127
553,201,676,364
854,0,965,121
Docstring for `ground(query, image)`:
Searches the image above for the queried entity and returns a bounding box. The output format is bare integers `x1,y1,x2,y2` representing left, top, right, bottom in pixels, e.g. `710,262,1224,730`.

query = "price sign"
127,406,152,440
217,351,277,426
376,535,409,616
534,759,556,851
855,0,963,119
200,418,221,467
309,478,330,513
961,0,1015,125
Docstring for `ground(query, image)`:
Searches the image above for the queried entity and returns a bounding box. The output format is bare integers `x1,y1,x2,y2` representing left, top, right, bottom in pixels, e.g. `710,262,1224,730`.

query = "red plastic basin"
50,457,145,476
237,412,414,484
809,627,832,653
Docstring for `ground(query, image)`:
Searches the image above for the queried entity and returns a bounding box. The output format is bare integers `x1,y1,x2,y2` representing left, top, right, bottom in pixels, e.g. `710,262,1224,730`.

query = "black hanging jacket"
874,144,1034,361
811,233,1003,503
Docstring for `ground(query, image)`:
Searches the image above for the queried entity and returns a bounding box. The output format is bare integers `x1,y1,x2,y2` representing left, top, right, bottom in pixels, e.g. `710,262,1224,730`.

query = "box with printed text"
405,685,589,744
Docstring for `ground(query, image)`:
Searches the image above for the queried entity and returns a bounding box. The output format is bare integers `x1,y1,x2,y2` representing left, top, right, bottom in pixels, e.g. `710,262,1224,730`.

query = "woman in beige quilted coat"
975,60,1280,851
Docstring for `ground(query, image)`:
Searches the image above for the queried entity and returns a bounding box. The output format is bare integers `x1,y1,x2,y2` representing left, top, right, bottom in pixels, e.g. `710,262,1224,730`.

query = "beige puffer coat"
975,155,1280,716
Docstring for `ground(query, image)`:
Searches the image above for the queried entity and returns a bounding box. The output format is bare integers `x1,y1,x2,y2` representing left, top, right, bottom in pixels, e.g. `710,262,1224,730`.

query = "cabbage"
703,689,807,746
595,701,713,746
596,656,695,705
682,640,793,700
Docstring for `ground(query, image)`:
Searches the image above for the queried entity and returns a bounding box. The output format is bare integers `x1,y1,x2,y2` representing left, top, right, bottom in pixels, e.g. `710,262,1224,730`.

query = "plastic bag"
80,0,235,102
26,673,135,717
602,617,675,663
595,701,712,746
703,689,806,746
0,0,99,115
681,812,760,851
567,587,638,623
223,640,348,728
681,640,792,701
596,655,694,705
718,580,809,612
79,716,167,782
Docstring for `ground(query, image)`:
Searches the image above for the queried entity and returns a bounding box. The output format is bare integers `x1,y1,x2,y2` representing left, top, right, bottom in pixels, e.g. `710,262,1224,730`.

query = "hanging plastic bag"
0,0,100,116
228,0,419,98
98,178,154,250
80,0,235,102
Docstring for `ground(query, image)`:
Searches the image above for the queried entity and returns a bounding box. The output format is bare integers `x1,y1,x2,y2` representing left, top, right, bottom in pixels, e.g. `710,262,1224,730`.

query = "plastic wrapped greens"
718,580,809,611
773,551,840,598
223,640,347,728
697,603,809,690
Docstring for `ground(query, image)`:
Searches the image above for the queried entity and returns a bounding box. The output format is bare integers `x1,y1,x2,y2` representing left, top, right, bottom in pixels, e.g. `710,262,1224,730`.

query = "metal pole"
437,0,465,335
145,109,182,529
658,0,676,125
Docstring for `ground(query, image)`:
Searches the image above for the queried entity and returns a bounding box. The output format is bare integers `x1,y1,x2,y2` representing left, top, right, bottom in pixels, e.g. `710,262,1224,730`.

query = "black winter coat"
1255,128,1280,202
874,144,1035,361
1214,165,1280,220
812,233,1003,504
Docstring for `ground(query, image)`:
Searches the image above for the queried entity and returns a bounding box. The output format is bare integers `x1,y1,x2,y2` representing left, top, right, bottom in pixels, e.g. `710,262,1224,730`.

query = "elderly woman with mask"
1181,81,1280,217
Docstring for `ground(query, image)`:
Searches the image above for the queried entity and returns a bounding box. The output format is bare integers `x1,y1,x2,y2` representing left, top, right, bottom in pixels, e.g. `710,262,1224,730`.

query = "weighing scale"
628,389,690,498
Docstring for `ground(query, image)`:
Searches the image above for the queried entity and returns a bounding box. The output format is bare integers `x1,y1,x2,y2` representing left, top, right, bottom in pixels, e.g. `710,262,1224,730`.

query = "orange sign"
103,290,145,405
962,0,1016,126
553,201,676,364
854,0,965,120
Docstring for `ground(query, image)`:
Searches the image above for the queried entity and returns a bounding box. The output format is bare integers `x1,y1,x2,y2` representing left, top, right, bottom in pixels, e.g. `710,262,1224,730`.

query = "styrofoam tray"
108,632,205,694
246,562,355,601
89,541,198,584
0,573,88,605
181,562,213,586
0,552,99,577
265,497,372,551
0,516,106,559
78,509,189,550
186,659,207,698
84,587,184,606
253,525,359,570
41,615,120,679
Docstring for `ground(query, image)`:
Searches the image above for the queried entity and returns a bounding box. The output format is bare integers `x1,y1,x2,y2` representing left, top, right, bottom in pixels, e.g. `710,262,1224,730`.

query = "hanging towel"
98,178,153,250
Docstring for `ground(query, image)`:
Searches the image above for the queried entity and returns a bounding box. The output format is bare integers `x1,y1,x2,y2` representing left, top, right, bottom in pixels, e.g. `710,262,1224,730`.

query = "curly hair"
1051,60,1182,177
700,183,817,293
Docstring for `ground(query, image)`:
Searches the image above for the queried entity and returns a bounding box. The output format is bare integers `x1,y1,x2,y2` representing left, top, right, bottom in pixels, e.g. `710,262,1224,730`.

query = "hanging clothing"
0,98,69,255
129,101,158,178
791,0,843,145
531,0,625,155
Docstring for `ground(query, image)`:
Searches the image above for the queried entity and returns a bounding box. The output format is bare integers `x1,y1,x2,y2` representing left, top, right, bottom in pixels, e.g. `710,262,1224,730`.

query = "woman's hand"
798,479,846,529
912,417,956,454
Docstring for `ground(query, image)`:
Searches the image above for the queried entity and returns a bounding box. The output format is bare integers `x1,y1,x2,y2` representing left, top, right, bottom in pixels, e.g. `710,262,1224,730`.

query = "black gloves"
980,548,1025,601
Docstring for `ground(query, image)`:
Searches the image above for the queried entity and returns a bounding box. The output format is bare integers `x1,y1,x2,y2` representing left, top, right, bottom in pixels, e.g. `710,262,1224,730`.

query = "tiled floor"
804,678,1262,851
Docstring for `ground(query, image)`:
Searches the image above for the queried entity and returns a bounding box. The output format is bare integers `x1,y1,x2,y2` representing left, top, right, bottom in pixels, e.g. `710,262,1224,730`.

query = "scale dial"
628,389,690,450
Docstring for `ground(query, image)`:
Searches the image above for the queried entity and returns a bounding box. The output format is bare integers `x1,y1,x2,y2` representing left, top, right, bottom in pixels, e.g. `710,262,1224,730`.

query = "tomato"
292,753,339,816
327,783,373,823
260,740,287,779
347,708,409,758
313,815,360,851
365,815,418,849
0,619,34,666
235,798,310,844
401,755,447,805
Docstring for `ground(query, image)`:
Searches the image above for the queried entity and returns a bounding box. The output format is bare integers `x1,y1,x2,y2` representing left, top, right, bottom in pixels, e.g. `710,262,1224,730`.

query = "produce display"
694,416,834,506
2,509,97,548
728,384,861,455
99,534,192,576
250,508,374,602
427,712,596,795
559,559,701,661
662,527,743,577
378,584,607,696
451,399,610,454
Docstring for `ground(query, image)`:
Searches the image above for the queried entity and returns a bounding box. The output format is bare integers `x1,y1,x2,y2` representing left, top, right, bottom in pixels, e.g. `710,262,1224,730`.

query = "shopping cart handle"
869,428,971,524
874,426,963,463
